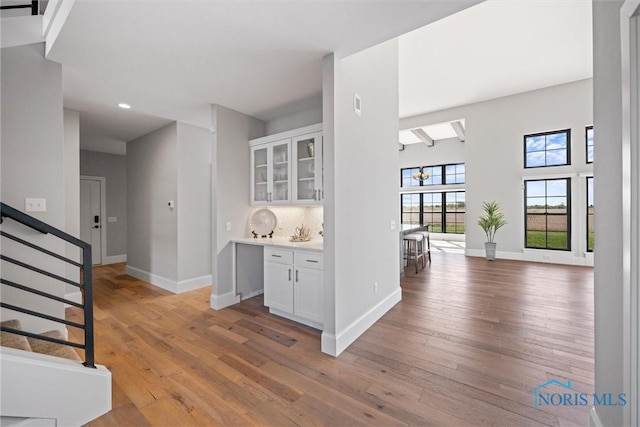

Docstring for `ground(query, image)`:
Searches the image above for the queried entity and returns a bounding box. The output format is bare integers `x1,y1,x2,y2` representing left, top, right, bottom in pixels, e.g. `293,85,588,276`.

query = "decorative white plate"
250,208,277,236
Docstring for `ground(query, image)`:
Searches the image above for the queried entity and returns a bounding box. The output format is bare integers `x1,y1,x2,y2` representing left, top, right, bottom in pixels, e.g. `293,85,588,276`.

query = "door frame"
621,1,640,426
80,175,107,265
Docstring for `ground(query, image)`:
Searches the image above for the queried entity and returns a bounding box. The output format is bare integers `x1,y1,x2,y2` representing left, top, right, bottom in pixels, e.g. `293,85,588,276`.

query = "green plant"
478,201,507,243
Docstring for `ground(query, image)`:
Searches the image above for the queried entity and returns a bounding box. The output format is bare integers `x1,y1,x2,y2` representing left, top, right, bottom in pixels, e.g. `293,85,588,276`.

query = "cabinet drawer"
264,248,293,264
295,252,323,270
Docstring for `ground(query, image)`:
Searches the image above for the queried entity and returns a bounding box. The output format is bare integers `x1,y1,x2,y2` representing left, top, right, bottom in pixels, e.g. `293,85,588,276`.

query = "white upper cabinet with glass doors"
250,123,323,206
292,132,323,205
251,139,291,205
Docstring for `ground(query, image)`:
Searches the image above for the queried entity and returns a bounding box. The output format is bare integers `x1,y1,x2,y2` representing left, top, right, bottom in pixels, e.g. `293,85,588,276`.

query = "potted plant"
477,201,507,261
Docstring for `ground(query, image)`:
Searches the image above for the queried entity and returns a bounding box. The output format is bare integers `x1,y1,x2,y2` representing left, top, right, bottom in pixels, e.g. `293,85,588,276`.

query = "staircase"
0,202,111,426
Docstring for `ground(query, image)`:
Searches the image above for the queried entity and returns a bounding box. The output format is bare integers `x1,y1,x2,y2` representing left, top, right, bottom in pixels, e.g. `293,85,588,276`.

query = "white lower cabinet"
264,248,323,329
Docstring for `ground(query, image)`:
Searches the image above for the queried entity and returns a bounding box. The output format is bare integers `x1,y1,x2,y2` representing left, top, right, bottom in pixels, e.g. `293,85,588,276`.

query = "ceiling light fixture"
117,103,131,109
412,168,430,182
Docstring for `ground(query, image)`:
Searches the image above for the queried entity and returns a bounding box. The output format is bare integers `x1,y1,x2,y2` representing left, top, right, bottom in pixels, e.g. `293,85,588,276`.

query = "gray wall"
265,104,322,135
80,150,127,258
1,43,66,332
398,137,465,169
64,108,80,291
211,105,265,297
401,79,593,262
176,122,211,282
127,123,179,282
593,1,625,425
322,39,400,354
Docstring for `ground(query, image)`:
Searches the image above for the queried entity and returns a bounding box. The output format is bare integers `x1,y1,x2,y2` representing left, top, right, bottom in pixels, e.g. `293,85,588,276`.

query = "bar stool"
403,233,424,273
417,231,431,265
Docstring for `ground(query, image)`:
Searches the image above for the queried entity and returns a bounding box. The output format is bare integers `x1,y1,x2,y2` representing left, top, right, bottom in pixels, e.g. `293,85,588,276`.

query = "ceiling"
45,0,481,149
44,0,592,151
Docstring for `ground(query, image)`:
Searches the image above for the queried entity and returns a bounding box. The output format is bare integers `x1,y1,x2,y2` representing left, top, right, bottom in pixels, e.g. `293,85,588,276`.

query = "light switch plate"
390,220,396,230
107,217,117,223
225,221,231,231
25,198,46,212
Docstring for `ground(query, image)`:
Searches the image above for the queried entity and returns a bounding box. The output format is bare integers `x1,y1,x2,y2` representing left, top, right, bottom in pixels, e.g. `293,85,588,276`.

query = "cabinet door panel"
294,267,323,324
293,133,322,205
264,262,293,313
251,146,270,204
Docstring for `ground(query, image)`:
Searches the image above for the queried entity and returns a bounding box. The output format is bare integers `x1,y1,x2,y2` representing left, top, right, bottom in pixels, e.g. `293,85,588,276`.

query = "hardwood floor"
68,252,593,426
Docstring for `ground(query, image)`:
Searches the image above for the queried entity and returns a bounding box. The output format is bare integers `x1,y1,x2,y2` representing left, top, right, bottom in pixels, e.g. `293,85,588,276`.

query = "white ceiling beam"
451,120,466,142
411,128,434,147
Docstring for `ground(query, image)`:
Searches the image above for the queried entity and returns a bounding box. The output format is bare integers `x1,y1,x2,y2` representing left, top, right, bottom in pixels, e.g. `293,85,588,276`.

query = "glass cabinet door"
253,146,269,203
271,142,289,202
296,135,317,202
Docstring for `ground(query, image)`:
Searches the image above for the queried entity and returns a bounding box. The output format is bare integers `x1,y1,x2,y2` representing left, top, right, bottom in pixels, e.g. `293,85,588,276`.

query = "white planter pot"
484,242,497,261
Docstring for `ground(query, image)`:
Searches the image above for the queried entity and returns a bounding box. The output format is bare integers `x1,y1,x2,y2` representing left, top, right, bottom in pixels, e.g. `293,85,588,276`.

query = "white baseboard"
240,289,263,301
210,291,240,310
102,254,127,265
125,265,211,294
321,287,402,357
465,248,592,266
125,265,177,293
64,291,82,308
176,275,212,294
589,406,602,427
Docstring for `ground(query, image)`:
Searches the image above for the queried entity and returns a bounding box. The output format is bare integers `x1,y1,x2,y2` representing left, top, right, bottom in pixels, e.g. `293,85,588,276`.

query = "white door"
80,179,102,265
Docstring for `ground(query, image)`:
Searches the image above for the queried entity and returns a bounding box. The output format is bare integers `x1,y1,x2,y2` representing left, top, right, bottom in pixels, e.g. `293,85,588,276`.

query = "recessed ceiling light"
117,103,131,109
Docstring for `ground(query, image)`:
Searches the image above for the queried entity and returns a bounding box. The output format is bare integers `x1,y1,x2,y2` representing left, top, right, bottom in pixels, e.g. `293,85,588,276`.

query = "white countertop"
232,237,323,252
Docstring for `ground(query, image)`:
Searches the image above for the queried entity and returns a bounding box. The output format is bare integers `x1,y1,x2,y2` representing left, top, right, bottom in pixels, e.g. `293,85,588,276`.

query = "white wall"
176,122,211,283
592,1,626,426
265,104,322,136
322,39,401,356
401,79,593,264
126,123,179,284
80,150,127,259
0,43,66,332
64,108,80,293
210,104,265,308
398,137,465,169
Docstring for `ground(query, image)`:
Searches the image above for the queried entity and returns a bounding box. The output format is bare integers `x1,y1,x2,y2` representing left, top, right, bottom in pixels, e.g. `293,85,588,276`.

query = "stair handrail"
0,1,39,15
0,202,95,368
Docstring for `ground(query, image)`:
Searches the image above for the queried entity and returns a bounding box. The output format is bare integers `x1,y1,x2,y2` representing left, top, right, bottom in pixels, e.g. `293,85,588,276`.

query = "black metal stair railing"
0,1,39,15
0,202,95,368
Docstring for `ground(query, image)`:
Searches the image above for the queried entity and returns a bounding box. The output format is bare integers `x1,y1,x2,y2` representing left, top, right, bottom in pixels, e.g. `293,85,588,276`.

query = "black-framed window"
445,163,466,184
401,193,420,224
524,129,571,168
525,178,571,250
401,191,464,234
586,126,594,164
587,176,594,252
401,167,421,187
401,163,463,187
422,193,443,231
445,192,466,233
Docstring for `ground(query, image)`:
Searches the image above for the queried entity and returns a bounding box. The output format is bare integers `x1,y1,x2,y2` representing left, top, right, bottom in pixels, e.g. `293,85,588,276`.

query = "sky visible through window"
525,131,569,167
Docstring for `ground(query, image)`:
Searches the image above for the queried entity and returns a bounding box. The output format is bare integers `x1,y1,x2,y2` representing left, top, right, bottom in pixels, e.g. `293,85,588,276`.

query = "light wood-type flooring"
68,252,593,426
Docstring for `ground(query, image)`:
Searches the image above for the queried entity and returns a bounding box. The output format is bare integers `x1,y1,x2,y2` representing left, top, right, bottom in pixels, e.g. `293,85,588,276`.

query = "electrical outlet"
390,220,396,230
25,198,46,212
374,281,379,294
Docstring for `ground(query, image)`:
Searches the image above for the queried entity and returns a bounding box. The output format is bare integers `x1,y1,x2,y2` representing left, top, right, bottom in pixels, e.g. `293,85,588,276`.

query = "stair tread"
28,330,82,362
1,319,32,352
1,320,81,362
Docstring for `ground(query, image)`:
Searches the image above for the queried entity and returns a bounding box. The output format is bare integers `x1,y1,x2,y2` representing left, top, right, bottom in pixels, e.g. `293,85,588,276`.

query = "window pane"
525,135,545,152
546,132,567,150
526,152,545,167
546,149,567,166
586,126,594,163
527,180,546,197
546,216,568,249
546,179,567,197
527,199,546,214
